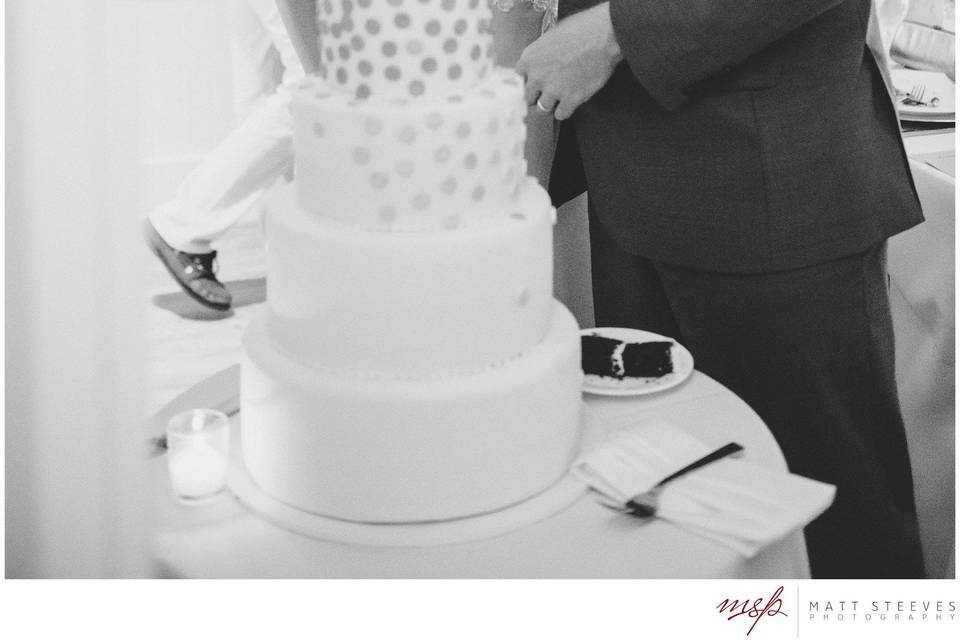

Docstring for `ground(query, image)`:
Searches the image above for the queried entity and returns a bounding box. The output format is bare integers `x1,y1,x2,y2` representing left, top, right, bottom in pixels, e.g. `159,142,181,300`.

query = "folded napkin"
571,421,836,558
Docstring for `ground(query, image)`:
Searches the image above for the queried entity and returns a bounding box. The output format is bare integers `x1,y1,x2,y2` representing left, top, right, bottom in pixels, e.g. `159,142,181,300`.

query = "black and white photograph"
4,0,957,636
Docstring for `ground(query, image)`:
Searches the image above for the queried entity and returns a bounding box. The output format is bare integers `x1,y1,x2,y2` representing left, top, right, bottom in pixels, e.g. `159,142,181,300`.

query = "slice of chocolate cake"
581,334,624,378
621,341,674,377
581,334,675,379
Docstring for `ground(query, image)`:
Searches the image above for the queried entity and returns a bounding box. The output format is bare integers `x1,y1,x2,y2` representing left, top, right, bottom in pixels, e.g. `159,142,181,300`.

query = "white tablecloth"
151,366,811,578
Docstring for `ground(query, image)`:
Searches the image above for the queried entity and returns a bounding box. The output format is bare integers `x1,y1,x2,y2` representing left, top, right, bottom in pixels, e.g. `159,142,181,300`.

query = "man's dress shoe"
143,220,232,312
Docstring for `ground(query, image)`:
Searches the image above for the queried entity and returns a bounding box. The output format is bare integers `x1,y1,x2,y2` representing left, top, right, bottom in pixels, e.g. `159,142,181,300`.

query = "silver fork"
900,83,928,106
600,441,744,518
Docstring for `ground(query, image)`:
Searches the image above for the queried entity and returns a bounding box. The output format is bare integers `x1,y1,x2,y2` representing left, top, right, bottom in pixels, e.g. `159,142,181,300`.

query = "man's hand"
515,2,622,121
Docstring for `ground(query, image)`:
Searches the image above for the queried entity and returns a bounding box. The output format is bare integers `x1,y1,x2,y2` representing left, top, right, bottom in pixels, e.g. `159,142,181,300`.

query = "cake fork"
899,83,928,106
600,441,744,518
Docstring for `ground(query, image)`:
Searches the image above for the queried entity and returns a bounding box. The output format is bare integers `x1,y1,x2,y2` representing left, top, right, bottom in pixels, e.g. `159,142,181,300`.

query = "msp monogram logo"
716,585,789,636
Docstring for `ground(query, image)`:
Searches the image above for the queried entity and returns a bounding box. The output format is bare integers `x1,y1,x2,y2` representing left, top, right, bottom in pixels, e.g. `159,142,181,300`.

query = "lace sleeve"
493,0,558,31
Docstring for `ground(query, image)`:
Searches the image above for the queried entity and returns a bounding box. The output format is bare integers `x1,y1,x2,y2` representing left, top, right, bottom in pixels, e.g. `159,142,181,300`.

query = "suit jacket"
550,0,924,273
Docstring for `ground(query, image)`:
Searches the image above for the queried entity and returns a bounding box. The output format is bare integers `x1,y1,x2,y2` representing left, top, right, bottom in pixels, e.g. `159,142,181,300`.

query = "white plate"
891,68,955,122
580,327,695,396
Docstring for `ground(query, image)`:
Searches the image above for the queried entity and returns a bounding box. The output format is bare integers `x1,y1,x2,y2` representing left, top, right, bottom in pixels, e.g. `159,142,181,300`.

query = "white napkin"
571,421,836,558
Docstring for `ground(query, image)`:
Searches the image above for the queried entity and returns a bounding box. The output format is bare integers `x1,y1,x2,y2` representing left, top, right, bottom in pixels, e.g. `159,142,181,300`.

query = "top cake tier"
317,0,495,100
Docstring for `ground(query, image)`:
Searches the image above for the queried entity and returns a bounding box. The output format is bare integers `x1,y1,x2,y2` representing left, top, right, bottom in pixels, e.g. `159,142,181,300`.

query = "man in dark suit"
517,0,926,578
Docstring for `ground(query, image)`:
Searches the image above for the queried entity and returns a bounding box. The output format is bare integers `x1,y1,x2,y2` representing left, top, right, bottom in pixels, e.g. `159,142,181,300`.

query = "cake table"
150,365,811,578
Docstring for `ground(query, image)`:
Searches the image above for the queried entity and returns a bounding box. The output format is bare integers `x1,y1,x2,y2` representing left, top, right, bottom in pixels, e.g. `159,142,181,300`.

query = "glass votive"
165,408,231,505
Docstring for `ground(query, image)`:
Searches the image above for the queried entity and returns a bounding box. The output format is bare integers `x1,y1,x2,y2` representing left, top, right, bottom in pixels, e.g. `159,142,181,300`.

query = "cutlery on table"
599,441,745,519
897,83,941,107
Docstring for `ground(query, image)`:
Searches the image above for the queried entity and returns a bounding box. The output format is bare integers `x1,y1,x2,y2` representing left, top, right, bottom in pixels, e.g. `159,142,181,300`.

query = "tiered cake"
240,0,583,524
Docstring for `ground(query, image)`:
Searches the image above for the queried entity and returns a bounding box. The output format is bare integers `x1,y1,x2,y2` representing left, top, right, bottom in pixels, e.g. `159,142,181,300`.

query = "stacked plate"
891,68,955,123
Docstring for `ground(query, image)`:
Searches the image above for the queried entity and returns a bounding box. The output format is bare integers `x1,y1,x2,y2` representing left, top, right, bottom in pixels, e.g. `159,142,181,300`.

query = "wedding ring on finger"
535,97,555,114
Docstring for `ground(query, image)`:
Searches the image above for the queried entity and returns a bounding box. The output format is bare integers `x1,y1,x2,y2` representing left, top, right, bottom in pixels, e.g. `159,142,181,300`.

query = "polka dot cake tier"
317,0,494,100
240,0,585,527
293,68,526,230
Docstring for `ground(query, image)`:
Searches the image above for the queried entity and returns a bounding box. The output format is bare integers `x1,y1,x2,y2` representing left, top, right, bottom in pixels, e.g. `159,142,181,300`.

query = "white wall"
5,0,153,578
6,0,239,579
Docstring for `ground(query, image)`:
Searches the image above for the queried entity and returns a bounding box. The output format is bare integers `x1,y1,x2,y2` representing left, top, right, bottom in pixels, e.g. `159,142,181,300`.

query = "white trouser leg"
245,0,305,87
148,0,305,254
230,0,283,120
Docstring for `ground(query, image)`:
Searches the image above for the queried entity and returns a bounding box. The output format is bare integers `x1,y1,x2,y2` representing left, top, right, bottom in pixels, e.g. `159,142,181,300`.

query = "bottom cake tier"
240,302,584,524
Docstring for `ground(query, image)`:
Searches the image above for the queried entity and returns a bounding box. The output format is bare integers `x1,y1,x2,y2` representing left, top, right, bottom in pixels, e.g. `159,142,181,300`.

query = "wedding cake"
240,0,583,524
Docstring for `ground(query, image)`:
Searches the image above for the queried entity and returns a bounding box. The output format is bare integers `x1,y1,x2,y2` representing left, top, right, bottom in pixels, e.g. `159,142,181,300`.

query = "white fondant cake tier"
265,180,555,373
292,69,526,228
241,303,584,523
316,0,494,100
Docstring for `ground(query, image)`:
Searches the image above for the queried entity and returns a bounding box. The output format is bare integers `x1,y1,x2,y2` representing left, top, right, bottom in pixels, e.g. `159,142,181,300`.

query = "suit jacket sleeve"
608,0,845,109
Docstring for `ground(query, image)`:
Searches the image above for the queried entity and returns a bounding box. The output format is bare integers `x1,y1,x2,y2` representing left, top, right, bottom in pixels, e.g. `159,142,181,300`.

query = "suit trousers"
588,206,925,578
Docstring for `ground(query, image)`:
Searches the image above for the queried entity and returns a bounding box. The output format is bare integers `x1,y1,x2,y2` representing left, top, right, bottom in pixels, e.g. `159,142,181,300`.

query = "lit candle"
168,442,228,500
165,408,231,504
